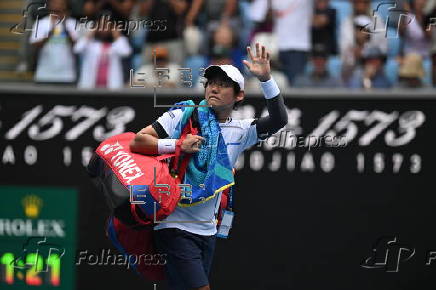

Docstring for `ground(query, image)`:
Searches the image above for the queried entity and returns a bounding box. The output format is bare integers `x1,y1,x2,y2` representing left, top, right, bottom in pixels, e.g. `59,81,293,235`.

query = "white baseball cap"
204,65,245,91
353,15,371,28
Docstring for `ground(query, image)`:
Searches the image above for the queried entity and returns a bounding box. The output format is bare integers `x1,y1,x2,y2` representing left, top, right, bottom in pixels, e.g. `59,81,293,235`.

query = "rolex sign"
0,186,77,289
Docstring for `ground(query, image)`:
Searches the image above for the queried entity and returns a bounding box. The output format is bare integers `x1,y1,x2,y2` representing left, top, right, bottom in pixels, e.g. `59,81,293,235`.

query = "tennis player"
130,43,288,290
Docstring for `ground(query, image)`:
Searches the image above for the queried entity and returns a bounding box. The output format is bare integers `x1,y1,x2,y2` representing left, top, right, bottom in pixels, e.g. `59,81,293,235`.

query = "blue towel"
168,99,235,206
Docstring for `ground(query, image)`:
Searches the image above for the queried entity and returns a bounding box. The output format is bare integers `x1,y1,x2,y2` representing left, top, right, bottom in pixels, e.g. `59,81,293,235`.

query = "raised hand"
243,42,271,82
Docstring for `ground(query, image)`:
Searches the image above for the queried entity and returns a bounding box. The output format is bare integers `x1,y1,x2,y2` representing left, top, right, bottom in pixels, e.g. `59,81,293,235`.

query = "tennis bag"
105,214,166,281
87,117,198,281
88,117,198,223
87,114,235,282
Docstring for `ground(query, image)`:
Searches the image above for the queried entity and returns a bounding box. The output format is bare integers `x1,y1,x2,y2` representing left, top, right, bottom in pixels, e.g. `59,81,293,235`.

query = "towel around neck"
168,99,235,206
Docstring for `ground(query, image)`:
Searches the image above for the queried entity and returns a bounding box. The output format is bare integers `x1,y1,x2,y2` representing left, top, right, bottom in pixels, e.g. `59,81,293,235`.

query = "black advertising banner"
0,90,435,290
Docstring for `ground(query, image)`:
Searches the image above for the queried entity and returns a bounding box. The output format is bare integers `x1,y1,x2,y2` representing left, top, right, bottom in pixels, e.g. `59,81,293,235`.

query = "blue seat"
387,28,402,57
423,58,433,86
330,0,352,25
328,55,342,79
384,57,399,85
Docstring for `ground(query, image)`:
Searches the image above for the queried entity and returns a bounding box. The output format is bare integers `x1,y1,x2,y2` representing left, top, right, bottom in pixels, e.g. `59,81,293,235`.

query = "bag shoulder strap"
155,108,200,180
171,115,198,180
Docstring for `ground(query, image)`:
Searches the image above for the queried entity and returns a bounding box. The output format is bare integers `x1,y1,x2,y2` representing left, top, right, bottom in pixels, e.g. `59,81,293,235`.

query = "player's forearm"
255,77,288,137
263,93,288,129
130,134,159,155
130,134,179,155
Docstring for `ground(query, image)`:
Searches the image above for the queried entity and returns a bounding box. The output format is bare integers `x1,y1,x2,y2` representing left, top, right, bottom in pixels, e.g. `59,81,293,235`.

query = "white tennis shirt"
153,110,260,236
153,78,280,236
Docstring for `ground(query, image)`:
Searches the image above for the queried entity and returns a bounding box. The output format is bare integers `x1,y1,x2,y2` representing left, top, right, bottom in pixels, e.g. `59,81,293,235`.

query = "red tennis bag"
91,117,198,222
87,118,198,281
105,215,166,281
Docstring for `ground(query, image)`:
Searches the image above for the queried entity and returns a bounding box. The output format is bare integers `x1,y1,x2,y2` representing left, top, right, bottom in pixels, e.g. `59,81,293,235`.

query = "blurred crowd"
21,0,436,89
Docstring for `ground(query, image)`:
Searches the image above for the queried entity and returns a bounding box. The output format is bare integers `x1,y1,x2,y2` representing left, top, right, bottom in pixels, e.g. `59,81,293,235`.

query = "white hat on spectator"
353,15,372,28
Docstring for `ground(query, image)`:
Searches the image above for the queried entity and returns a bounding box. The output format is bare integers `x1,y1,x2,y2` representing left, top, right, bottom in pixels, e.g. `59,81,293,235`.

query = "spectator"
400,0,431,58
29,0,78,84
82,0,135,26
135,46,182,88
140,0,189,65
210,42,233,67
294,44,342,88
182,25,206,88
208,24,243,69
186,0,240,53
246,0,294,90
238,0,256,50
312,0,337,56
397,53,427,88
248,0,276,66
184,25,203,57
74,14,132,89
272,0,314,86
340,0,387,73
82,1,136,85
249,0,273,42
184,0,241,87
186,0,238,27
348,46,392,89
341,15,371,84
15,0,40,74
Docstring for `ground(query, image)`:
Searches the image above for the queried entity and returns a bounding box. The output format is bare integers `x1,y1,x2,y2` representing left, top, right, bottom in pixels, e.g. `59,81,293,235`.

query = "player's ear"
236,90,244,102
233,91,245,111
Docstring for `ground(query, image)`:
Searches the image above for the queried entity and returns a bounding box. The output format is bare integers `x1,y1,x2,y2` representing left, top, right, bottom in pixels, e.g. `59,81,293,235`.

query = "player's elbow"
273,114,288,133
266,120,288,137
279,114,288,129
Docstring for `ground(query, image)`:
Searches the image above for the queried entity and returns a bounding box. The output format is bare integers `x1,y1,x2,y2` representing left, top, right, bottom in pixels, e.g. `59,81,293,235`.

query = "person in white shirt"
399,0,431,58
274,0,314,86
74,14,132,89
130,43,288,290
29,0,78,84
249,0,314,85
